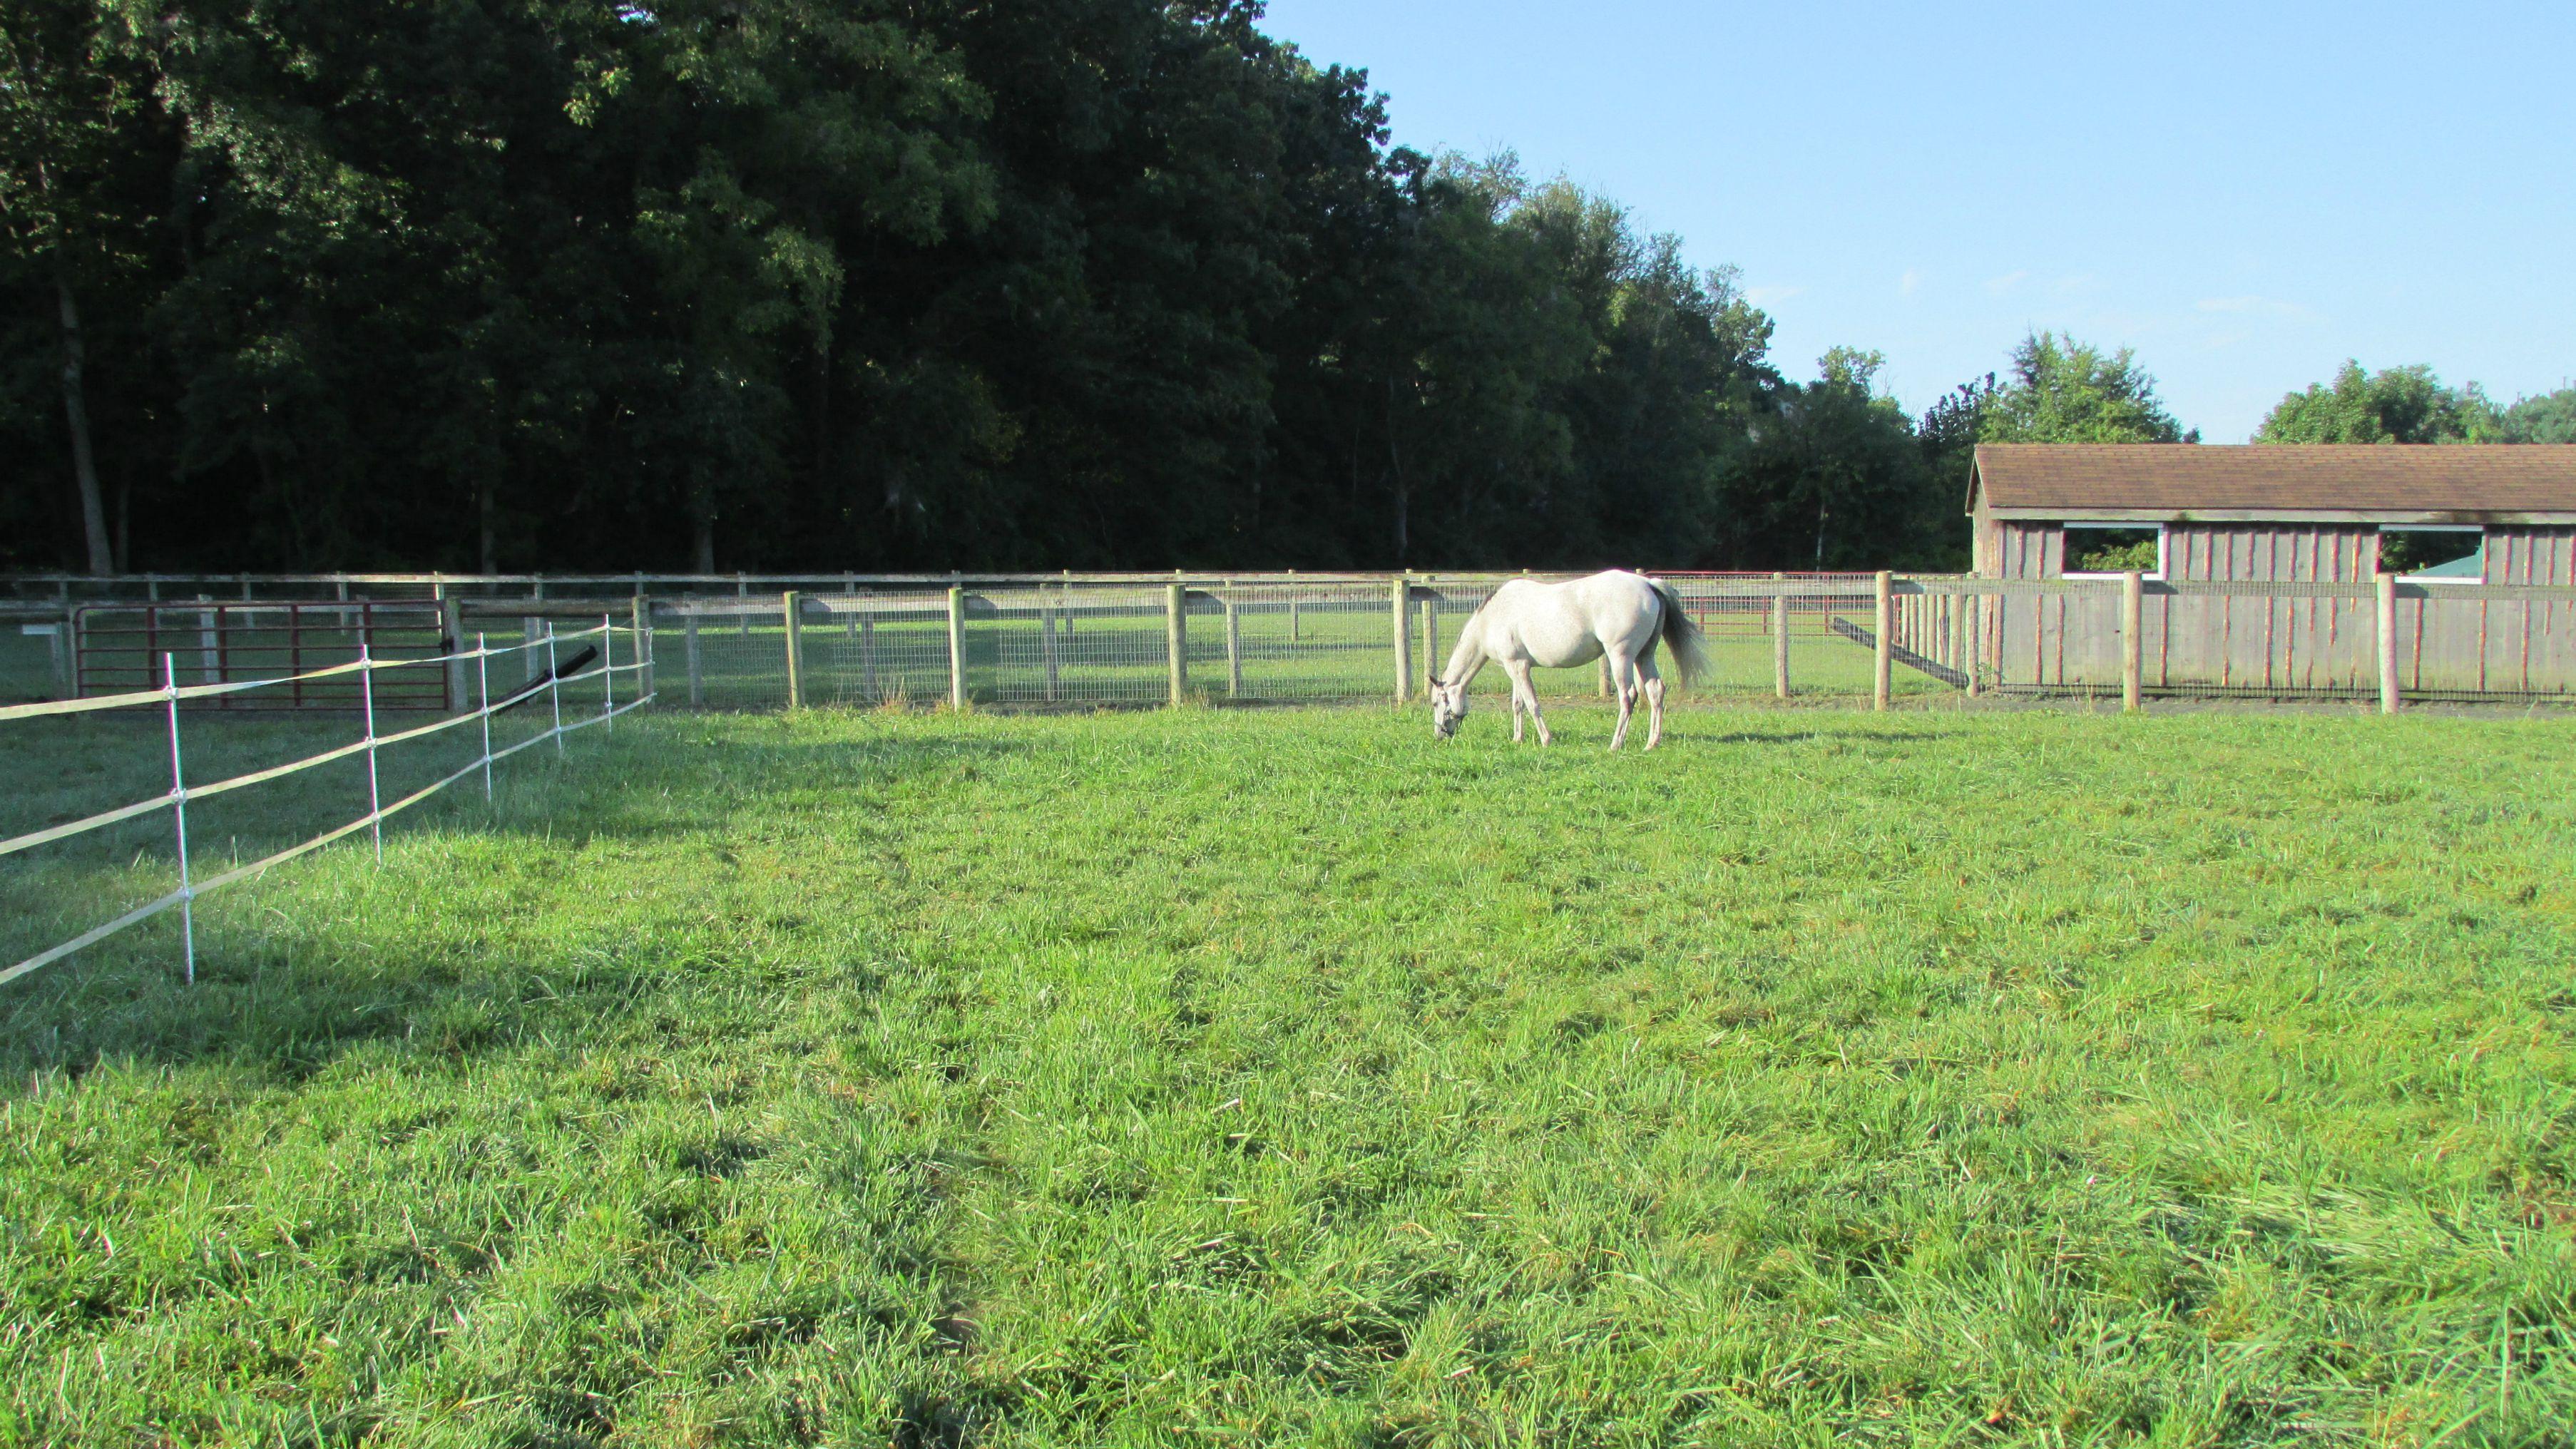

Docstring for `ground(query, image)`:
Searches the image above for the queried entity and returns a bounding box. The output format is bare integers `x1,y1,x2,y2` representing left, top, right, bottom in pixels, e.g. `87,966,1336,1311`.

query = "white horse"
1428,570,1709,749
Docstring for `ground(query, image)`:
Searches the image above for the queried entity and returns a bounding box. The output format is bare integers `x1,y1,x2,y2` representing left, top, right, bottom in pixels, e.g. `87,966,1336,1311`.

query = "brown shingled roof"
1973,444,2576,520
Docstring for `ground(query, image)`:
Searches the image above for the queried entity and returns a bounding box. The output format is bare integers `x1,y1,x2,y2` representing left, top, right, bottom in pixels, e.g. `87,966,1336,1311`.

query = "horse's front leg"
1504,660,1550,746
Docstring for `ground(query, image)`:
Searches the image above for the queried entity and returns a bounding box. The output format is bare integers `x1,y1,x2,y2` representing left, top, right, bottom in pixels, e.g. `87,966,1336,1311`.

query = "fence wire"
0,619,651,991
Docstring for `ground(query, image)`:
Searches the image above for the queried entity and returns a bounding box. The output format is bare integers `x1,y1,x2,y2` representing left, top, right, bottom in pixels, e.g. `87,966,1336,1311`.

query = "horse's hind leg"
1608,648,1638,750
1638,652,1667,750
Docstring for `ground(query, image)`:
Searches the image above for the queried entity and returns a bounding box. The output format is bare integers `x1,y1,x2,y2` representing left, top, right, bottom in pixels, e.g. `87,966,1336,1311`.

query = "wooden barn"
1966,445,2576,696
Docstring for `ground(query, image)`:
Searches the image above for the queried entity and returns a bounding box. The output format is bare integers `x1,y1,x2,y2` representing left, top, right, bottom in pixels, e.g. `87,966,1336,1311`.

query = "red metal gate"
71,600,454,710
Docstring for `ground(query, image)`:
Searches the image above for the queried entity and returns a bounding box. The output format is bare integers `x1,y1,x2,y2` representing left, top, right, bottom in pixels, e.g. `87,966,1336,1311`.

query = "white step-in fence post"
547,623,565,756
477,633,495,802
602,613,617,727
163,653,196,985
360,638,384,863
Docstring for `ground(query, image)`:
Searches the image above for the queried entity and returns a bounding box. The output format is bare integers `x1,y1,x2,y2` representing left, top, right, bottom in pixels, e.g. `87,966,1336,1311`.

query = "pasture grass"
3,701,2573,1446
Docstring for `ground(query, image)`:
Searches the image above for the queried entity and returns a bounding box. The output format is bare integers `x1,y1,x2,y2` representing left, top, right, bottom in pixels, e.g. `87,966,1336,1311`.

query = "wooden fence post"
1421,587,1441,692
2376,574,2401,715
524,579,545,682
1965,586,1982,699
782,591,804,708
1224,594,1243,700
1873,572,1894,711
1391,576,1412,702
1167,581,1188,707
1040,599,1060,703
2122,570,2144,712
860,615,878,702
947,586,967,710
1772,571,1790,700
737,572,750,638
685,613,702,706
633,595,653,702
441,593,468,711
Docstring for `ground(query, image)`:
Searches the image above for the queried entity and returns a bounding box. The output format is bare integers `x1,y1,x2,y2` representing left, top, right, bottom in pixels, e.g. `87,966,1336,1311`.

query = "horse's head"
1429,677,1467,739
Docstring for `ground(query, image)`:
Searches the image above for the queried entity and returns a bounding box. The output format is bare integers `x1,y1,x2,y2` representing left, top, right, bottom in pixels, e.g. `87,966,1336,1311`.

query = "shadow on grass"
0,727,1021,1085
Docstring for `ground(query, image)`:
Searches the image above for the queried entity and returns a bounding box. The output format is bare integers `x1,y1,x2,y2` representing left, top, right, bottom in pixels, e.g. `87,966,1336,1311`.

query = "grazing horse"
1428,570,1709,749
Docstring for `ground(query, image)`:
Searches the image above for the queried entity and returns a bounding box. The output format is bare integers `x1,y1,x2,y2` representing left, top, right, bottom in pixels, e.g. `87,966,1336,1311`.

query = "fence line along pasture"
8,570,2574,712
0,615,653,991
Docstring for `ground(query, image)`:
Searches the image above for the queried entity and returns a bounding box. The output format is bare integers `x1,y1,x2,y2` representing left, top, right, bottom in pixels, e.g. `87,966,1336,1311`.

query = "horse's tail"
1647,578,1711,690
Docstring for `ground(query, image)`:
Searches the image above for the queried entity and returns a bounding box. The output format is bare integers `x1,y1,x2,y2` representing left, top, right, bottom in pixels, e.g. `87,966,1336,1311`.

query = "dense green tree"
2255,361,2502,444
1982,330,2195,445
2501,386,2576,444
1,0,176,570
0,0,1980,575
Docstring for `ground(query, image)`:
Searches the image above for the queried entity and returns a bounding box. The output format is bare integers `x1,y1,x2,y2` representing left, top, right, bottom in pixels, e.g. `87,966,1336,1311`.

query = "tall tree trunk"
478,475,497,573
692,501,716,573
113,463,131,573
55,275,112,573
1386,377,1408,565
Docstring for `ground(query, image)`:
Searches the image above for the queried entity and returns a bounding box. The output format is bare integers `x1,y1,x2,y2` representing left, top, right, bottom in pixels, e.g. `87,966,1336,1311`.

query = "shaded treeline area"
12,1,2000,575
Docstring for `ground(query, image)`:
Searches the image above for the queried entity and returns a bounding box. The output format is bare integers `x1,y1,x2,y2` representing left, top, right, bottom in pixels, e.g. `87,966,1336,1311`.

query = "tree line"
4,2,2567,577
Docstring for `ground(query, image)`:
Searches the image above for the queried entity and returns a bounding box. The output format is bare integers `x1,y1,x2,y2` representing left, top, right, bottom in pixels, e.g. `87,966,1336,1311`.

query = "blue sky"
1257,1,2576,440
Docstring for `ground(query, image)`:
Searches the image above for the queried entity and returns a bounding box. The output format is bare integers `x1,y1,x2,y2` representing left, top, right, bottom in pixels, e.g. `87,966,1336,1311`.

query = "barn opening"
2378,526,2485,580
2063,523,2164,576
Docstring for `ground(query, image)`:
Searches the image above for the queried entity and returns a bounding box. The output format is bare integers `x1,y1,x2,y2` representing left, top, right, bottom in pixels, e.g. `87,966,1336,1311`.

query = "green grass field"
4,702,2572,1446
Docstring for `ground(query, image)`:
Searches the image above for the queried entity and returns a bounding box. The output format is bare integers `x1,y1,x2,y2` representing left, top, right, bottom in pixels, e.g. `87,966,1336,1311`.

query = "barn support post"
781,592,804,709
1391,577,1412,702
946,586,967,710
2122,570,2144,712
1224,595,1243,700
2376,574,2401,714
1167,581,1188,707
1772,572,1790,699
684,614,703,707
442,594,468,712
1872,572,1893,710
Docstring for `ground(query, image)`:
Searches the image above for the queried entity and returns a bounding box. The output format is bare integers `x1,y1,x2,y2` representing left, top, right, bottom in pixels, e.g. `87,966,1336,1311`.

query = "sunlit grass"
3,702,2572,1446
